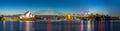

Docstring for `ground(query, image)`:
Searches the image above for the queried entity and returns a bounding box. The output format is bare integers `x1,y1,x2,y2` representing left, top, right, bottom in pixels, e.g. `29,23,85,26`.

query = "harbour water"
0,20,120,31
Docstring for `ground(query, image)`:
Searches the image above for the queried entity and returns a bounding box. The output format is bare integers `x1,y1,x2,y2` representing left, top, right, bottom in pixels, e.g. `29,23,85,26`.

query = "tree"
1,15,6,21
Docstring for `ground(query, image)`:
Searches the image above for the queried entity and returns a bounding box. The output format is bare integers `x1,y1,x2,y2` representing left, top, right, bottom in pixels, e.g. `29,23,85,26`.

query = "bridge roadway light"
67,13,71,21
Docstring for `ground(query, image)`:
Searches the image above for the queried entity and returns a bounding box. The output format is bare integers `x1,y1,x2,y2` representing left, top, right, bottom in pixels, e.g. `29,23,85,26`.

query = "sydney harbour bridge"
33,10,67,20
20,9,84,21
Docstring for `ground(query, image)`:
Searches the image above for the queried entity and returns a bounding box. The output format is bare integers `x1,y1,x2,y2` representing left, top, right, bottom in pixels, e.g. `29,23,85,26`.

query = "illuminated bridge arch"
33,10,65,16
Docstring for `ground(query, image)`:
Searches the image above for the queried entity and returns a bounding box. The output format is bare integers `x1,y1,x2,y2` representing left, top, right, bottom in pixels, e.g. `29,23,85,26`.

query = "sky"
0,0,120,16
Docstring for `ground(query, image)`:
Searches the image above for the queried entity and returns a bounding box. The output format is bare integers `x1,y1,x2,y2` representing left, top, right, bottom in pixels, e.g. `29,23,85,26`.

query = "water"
0,20,120,31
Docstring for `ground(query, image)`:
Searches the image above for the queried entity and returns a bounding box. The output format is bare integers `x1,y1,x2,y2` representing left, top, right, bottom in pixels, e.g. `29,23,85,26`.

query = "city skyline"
0,0,120,16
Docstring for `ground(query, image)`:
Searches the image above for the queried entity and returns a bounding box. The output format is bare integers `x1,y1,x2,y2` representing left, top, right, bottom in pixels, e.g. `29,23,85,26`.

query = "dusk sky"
0,0,120,16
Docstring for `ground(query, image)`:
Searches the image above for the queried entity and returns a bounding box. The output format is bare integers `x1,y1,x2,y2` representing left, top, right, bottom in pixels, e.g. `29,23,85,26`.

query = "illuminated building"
19,11,35,19
18,11,35,21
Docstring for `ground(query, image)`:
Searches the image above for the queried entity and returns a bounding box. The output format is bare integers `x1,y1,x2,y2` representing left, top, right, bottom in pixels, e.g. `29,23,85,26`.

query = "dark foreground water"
0,20,120,31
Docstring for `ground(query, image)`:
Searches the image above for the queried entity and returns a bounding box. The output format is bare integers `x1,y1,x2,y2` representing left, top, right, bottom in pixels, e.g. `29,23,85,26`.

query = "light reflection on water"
0,20,120,31
87,21,91,31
